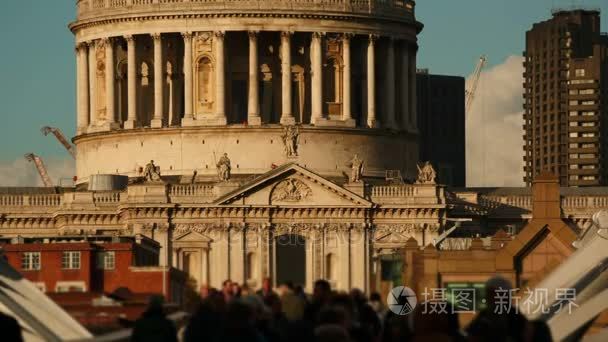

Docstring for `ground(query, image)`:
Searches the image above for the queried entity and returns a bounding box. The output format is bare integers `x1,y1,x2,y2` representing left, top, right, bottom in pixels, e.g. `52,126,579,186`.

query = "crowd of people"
131,276,554,342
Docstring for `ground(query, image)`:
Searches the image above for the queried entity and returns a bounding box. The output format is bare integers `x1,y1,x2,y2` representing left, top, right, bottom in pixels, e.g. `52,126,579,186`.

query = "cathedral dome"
70,0,422,183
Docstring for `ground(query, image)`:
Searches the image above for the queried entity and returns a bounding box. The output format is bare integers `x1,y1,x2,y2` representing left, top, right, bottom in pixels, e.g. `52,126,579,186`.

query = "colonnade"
75,31,418,134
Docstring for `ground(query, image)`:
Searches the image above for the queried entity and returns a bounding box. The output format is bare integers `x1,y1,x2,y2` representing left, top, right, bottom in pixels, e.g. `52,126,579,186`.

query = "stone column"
214,31,227,125
400,41,410,130
311,32,323,124
181,32,195,126
124,35,138,129
367,35,378,128
104,37,117,128
248,31,261,125
88,41,97,127
151,33,164,128
280,31,295,125
410,45,417,130
342,34,355,126
386,37,396,129
76,42,89,134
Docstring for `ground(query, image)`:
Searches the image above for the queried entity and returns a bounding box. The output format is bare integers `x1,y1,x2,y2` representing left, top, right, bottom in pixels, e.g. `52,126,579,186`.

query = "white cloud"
466,55,525,187
0,156,75,187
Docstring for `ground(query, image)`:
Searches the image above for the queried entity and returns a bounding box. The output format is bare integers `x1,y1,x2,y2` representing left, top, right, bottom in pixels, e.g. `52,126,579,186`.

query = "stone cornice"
71,10,416,34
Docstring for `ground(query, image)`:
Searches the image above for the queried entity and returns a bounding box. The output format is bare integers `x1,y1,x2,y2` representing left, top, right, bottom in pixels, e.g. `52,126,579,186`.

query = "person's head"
485,275,513,311
200,284,210,298
369,292,381,302
231,282,241,297
222,279,234,294
146,295,165,314
262,277,272,292
150,160,154,164
313,279,331,302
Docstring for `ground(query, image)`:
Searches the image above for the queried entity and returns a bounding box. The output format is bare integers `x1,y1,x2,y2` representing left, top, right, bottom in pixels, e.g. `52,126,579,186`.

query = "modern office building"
417,70,466,186
523,9,608,186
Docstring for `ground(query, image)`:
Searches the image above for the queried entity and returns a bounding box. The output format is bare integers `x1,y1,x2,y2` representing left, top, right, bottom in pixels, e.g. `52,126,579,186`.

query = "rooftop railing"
77,0,414,19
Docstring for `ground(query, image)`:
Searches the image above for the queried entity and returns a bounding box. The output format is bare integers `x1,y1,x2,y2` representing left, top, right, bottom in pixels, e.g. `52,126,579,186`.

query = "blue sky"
0,0,606,166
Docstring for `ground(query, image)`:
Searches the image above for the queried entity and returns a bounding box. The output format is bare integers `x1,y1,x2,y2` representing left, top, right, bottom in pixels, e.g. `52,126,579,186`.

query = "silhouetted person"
467,276,528,342
183,292,227,342
131,296,177,342
304,279,332,324
219,299,266,342
0,312,23,342
257,277,278,298
524,320,553,342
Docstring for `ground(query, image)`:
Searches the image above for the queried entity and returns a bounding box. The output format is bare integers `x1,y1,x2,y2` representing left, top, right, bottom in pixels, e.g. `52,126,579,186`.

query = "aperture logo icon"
387,286,417,315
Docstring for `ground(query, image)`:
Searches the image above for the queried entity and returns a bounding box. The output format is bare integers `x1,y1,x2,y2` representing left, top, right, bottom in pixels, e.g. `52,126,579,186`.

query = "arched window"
197,56,213,105
246,252,257,281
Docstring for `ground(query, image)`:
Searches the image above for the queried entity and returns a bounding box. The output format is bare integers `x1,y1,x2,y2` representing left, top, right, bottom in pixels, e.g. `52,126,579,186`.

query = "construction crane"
41,126,76,159
24,153,54,187
465,55,487,115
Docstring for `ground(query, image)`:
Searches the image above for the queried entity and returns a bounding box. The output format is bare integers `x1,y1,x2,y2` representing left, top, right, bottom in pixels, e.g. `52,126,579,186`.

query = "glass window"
569,89,579,95
569,154,579,159
582,111,595,116
569,121,578,127
569,175,579,180
579,89,595,95
569,132,578,137
96,251,115,270
582,122,595,127
22,252,41,270
569,111,578,116
61,252,80,269
569,164,579,169
582,133,595,137
582,165,596,169
569,143,579,148
575,69,586,77
582,100,595,105
582,175,596,180
580,154,595,159
569,100,578,105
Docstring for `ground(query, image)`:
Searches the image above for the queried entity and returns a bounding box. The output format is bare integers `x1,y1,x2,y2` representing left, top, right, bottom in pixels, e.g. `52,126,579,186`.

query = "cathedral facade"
1,1,606,298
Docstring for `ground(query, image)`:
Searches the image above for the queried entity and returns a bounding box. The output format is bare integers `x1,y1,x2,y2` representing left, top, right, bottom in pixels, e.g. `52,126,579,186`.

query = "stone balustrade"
0,194,62,208
92,191,123,205
168,184,215,203
369,184,444,205
77,0,414,19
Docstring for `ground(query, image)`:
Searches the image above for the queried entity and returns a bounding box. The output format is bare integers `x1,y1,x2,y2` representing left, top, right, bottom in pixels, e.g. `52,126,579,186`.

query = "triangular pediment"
214,163,372,207
173,230,212,242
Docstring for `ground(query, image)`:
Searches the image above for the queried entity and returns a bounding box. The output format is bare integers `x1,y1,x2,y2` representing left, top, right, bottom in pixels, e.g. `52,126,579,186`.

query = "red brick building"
0,235,187,333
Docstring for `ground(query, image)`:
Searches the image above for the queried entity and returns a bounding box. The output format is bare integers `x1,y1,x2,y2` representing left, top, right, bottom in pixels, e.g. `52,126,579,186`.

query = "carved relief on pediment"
270,178,312,203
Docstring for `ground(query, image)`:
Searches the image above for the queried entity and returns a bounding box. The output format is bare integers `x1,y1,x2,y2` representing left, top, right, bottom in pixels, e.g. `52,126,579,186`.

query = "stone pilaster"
151,33,164,128
248,31,261,125
367,35,378,128
124,35,138,129
76,42,89,134
214,31,227,125
104,37,117,128
87,40,97,128
280,31,295,125
181,32,195,126
342,34,355,127
400,40,410,130
386,37,397,129
311,32,324,125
